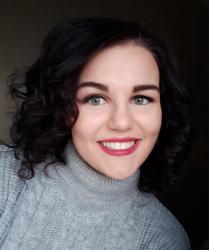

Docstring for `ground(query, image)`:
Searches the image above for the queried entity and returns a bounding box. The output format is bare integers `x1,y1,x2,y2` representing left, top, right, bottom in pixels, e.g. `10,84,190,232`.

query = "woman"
0,17,193,249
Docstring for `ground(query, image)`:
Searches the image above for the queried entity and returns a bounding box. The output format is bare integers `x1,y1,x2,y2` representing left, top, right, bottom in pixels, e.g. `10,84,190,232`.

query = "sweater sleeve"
0,145,22,215
137,194,191,250
150,219,191,250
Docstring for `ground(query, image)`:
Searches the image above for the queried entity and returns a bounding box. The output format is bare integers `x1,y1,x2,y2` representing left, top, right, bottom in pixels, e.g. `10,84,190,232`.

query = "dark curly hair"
8,17,194,192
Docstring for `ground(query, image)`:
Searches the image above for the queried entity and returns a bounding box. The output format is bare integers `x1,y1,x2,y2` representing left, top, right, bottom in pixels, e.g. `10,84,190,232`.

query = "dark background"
0,0,208,249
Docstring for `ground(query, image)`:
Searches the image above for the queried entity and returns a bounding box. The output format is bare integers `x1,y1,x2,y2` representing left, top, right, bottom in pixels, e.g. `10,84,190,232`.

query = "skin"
71,41,162,180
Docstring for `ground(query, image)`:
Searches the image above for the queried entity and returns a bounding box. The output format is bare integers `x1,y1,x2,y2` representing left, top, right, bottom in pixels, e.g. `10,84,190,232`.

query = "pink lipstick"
97,138,140,156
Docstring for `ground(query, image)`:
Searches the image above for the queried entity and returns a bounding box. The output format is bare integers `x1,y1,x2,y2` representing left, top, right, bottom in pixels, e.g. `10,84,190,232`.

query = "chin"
106,171,134,180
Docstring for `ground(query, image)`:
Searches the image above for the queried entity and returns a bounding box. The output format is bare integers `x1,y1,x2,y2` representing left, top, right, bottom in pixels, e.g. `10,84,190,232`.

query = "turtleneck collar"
56,141,140,203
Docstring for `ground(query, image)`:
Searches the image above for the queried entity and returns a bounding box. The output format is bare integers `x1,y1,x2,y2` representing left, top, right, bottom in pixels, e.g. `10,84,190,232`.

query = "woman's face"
72,41,162,180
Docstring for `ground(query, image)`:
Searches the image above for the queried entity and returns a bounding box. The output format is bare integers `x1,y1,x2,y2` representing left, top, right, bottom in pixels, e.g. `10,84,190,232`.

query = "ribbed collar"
56,141,140,203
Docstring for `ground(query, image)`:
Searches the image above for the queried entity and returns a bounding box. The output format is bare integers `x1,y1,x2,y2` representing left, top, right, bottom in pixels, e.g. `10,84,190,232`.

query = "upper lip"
97,137,140,142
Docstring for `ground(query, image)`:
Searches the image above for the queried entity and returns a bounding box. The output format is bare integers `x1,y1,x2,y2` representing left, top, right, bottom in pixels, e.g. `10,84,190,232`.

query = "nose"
107,104,134,132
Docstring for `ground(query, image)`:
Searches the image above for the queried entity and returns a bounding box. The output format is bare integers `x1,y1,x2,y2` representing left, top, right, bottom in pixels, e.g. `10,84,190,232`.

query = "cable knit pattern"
0,142,191,249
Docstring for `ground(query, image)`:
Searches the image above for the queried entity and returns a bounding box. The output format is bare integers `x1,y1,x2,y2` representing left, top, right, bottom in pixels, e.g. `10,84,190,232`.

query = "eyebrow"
77,81,160,93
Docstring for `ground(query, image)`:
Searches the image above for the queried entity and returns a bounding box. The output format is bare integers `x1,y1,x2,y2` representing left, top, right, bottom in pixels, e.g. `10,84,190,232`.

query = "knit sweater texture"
0,142,190,250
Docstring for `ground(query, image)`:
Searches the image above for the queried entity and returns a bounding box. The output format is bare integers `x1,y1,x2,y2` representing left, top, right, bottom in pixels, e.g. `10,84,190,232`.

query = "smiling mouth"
97,139,140,156
99,141,136,150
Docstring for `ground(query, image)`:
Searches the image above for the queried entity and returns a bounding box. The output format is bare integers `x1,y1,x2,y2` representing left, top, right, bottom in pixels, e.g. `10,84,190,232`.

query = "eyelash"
81,94,154,105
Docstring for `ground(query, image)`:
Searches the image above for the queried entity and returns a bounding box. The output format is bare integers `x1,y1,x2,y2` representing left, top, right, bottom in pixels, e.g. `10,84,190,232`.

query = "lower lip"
98,140,140,156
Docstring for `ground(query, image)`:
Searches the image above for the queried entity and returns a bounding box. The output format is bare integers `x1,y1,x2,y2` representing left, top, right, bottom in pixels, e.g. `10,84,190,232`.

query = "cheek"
137,108,162,136
72,107,107,140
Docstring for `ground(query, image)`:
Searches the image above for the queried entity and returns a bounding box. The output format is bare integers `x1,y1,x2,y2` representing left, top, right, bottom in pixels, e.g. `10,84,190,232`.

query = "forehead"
78,41,160,89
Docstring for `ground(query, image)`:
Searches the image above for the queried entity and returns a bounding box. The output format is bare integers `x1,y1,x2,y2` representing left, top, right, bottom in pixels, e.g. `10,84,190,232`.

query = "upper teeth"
100,141,135,150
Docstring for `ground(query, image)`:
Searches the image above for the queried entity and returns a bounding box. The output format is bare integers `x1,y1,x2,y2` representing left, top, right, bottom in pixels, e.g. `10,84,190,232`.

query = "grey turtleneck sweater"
0,142,190,249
